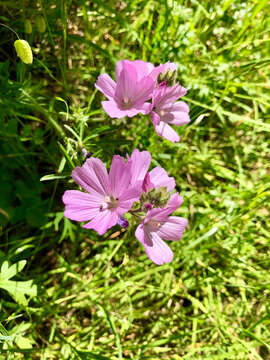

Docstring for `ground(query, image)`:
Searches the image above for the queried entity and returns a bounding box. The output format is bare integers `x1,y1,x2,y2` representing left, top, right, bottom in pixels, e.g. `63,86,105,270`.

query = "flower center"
159,110,165,117
104,195,119,209
121,96,132,109
148,219,161,229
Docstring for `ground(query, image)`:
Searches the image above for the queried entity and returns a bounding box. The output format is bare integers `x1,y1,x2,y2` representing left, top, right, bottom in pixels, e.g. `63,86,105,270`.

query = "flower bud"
24,19,32,34
36,16,46,33
157,69,178,87
117,216,129,229
82,148,93,159
14,40,33,64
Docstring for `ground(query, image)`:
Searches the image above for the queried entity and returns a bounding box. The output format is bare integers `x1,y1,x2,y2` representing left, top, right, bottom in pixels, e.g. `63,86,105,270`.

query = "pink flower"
150,84,190,143
62,156,141,235
135,193,188,265
95,60,155,118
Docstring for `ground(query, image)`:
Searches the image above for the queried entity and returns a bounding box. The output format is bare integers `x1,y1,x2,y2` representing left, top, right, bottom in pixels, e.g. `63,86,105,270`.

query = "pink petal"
130,149,151,187
83,209,118,235
102,100,142,118
132,60,154,80
148,167,175,191
157,216,188,241
116,60,154,82
154,121,180,143
131,76,155,105
115,62,138,104
169,100,189,113
134,102,152,115
117,187,142,214
150,111,161,126
135,225,173,265
109,155,130,197
62,190,101,221
144,193,183,222
142,173,154,193
167,193,184,209
72,158,111,197
95,73,116,100
152,84,187,108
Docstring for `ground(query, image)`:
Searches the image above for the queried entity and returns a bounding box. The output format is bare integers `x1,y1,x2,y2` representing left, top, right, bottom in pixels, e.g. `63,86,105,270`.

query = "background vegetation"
0,0,269,359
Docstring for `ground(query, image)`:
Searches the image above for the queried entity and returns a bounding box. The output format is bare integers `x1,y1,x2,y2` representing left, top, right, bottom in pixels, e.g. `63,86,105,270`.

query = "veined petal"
154,121,180,143
134,102,152,115
115,62,138,104
150,111,161,126
117,187,142,214
157,216,188,241
135,225,173,265
153,84,187,108
116,60,154,82
83,209,118,235
131,76,155,105
102,100,142,118
62,190,101,221
95,73,116,100
72,158,110,197
132,60,154,80
144,193,183,222
109,155,130,197
130,149,151,187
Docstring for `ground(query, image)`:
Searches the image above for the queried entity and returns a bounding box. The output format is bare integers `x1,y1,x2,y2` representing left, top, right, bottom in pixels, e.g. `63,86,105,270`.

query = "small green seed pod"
14,40,33,64
36,16,46,33
24,19,32,34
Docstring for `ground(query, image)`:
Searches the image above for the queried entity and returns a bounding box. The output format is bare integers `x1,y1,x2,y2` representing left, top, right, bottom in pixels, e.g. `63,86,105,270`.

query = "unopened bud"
82,148,93,159
157,69,178,87
117,216,129,229
144,203,152,210
14,40,33,64
36,16,46,33
24,19,32,34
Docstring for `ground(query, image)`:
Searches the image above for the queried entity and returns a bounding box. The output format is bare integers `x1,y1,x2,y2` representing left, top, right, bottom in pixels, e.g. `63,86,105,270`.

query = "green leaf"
0,261,37,305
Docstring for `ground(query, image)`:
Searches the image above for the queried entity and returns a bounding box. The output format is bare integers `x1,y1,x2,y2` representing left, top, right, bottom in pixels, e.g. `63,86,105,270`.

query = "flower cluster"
63,150,188,265
95,60,190,143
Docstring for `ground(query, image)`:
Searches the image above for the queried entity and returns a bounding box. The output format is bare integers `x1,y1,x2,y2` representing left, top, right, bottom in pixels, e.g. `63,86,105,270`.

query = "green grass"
0,0,270,359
